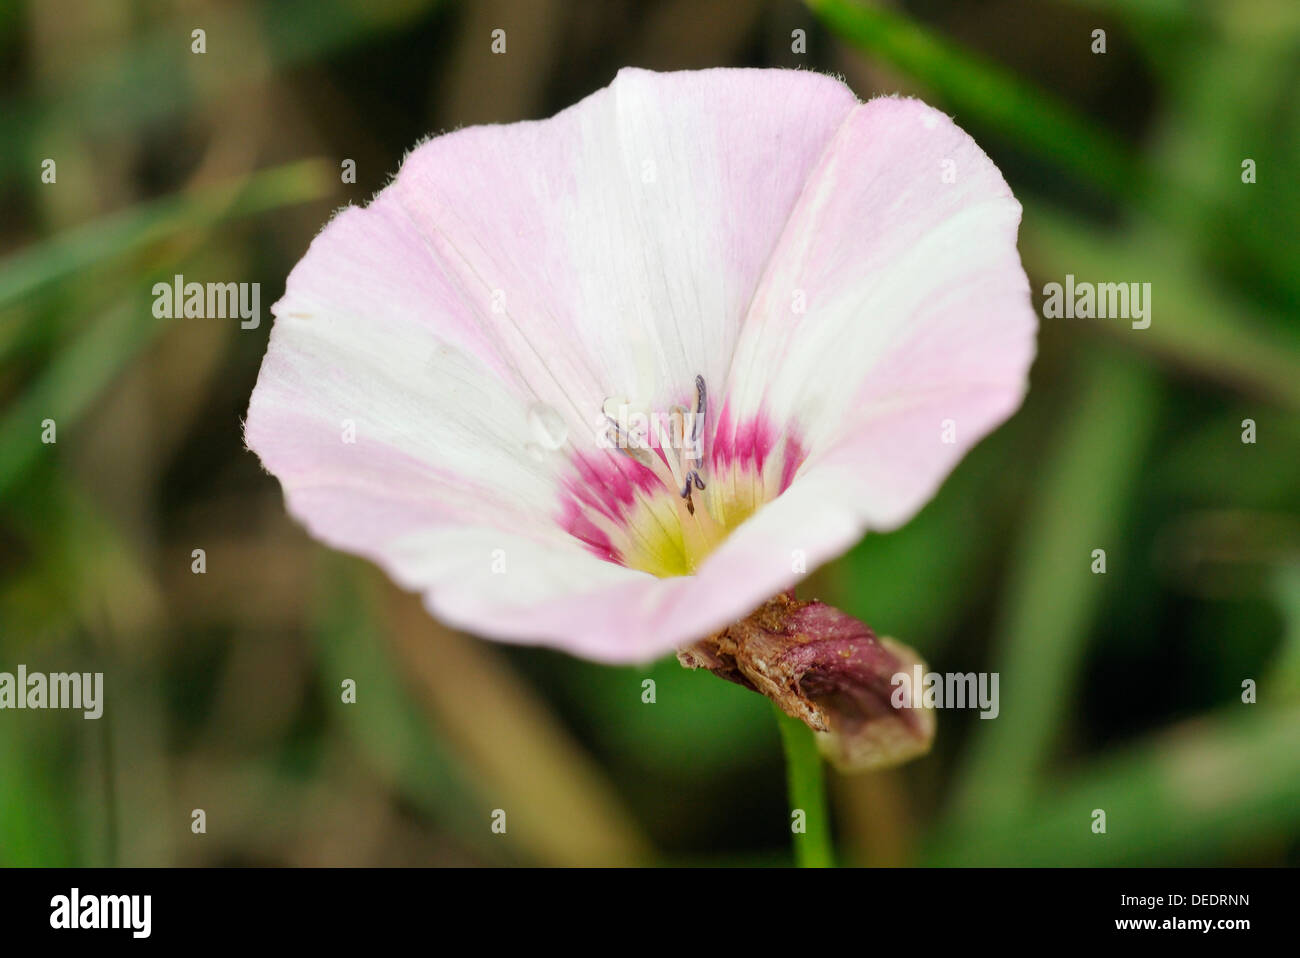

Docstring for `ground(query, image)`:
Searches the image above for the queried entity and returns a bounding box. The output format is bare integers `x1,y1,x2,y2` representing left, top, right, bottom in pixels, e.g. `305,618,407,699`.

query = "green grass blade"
805,0,1147,200
948,351,1161,823
927,704,1300,865
0,158,333,310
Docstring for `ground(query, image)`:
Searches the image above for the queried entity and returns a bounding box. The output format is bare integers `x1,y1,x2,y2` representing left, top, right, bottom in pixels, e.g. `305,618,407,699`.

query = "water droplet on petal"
527,403,568,450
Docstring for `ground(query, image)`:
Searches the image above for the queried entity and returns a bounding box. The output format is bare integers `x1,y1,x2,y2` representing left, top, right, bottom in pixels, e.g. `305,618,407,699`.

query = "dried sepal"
678,593,935,772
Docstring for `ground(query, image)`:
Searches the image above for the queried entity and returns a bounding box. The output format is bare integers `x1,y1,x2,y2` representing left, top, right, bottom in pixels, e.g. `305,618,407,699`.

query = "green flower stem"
774,704,835,868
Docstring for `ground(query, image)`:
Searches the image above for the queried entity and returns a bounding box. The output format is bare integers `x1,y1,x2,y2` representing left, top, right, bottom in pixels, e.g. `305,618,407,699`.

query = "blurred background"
2,0,1298,867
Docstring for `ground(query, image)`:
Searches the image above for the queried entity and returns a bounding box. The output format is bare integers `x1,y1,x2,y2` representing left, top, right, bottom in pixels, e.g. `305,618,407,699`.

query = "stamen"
689,375,707,460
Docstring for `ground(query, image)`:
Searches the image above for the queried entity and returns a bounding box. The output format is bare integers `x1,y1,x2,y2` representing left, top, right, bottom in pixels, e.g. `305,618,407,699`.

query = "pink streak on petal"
709,396,735,471
778,432,807,494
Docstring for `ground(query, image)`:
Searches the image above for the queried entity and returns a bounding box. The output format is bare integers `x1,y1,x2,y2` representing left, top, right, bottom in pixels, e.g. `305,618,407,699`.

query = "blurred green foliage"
1,0,1297,866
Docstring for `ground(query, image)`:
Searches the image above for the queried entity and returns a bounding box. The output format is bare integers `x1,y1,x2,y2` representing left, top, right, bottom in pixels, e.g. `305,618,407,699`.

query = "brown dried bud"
677,593,935,772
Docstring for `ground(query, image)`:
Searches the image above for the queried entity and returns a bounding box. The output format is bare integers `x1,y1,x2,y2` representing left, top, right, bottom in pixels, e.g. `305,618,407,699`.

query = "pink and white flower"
246,67,1036,666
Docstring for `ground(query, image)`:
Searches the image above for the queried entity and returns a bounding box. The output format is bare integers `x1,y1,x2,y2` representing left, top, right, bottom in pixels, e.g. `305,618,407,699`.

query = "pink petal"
721,95,1036,526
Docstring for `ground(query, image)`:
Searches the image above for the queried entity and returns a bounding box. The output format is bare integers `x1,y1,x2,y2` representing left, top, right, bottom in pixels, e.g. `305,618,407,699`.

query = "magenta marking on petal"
565,458,624,520
752,418,776,472
711,404,779,474
608,450,661,498
710,397,735,471
733,414,777,473
561,475,620,523
734,419,754,466
570,451,657,507
555,448,669,567
779,432,807,494
557,497,620,563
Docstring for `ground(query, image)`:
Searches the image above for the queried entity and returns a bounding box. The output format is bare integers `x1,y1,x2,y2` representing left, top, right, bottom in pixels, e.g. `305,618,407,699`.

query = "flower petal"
720,95,1037,528
247,68,869,662
666,97,1036,648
